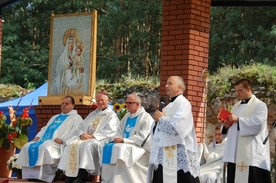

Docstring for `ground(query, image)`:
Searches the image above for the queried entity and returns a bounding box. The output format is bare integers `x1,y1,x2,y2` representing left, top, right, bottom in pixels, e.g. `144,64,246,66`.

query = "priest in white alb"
148,76,200,183
101,92,154,183
58,92,119,183
199,126,227,183
16,96,83,182
222,79,271,183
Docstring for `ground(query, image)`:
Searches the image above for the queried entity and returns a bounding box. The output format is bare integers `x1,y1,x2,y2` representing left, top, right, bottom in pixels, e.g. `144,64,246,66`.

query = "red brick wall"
34,105,96,131
161,0,211,142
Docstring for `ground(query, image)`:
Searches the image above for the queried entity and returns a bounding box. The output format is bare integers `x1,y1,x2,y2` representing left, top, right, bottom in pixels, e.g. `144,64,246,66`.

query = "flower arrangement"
0,105,32,150
7,154,22,177
113,103,127,120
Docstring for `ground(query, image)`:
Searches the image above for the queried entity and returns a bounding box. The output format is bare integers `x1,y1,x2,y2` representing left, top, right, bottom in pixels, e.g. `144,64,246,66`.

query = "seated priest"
198,126,227,183
58,92,119,183
101,92,154,183
16,96,83,182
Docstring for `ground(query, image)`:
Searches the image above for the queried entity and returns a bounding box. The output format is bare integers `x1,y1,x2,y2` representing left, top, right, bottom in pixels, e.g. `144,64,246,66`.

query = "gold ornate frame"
47,11,97,97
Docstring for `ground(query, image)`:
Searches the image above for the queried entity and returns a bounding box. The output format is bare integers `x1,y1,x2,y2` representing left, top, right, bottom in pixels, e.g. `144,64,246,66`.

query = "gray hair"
128,92,141,104
175,76,185,92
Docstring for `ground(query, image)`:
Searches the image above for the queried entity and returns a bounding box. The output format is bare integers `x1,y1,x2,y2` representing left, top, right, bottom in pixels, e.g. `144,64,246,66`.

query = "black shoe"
65,177,76,183
28,179,44,182
72,177,86,183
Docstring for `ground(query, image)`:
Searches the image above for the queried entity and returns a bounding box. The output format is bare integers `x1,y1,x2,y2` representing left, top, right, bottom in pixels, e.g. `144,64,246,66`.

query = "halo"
63,28,79,46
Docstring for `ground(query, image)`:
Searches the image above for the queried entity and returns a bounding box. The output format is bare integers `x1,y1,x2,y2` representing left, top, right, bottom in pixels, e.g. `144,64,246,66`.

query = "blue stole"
123,116,138,138
102,142,115,164
102,116,138,164
28,114,69,166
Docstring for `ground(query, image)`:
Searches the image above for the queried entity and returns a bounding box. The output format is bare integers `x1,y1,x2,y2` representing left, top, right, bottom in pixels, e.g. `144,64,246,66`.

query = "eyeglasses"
235,88,244,93
125,102,137,105
214,133,222,136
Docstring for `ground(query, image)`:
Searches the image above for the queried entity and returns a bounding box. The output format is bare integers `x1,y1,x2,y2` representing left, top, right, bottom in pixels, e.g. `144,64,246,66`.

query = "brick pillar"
161,0,211,142
34,105,96,131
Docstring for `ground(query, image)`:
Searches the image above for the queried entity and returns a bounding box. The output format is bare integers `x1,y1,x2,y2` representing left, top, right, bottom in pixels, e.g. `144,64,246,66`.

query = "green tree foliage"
0,0,162,87
1,3,276,88
97,0,162,80
209,7,276,73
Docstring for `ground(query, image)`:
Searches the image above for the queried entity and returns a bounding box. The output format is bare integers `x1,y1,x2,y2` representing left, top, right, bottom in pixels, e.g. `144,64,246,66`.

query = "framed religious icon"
47,11,97,97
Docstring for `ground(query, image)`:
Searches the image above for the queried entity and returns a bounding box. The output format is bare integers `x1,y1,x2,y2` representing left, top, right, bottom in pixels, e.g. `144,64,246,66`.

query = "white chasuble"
64,110,114,177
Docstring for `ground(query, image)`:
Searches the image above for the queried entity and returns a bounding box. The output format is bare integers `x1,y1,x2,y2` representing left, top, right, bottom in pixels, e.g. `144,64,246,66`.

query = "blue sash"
102,116,138,164
102,142,115,164
123,116,138,138
28,114,69,166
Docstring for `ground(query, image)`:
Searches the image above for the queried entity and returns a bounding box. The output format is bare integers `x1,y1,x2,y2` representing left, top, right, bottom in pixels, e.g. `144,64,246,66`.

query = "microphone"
159,101,165,111
158,96,167,111
141,100,166,147
263,121,276,145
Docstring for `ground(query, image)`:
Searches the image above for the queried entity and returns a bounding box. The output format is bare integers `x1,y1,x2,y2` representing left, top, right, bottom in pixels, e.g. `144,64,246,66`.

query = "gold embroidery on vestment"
164,145,176,160
90,117,101,126
68,142,79,173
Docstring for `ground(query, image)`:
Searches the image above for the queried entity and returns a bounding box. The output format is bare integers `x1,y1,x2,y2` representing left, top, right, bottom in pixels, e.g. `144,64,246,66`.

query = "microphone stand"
263,121,276,145
265,122,276,183
141,129,151,147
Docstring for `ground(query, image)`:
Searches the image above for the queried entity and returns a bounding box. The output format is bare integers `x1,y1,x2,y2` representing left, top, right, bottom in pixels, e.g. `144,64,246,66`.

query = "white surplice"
222,95,271,179
199,139,227,183
16,109,83,182
148,95,199,183
58,107,119,176
101,107,154,183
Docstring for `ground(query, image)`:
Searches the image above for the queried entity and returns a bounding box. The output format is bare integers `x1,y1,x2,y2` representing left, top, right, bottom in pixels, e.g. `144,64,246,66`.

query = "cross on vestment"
237,161,247,172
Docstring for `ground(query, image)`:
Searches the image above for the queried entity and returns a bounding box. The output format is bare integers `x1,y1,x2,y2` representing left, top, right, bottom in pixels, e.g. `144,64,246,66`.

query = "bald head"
165,76,185,98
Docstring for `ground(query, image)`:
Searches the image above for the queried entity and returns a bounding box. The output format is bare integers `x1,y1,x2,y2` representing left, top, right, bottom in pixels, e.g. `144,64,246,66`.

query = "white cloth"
101,107,154,183
58,107,119,176
148,95,199,183
16,110,83,182
223,95,271,171
199,139,227,183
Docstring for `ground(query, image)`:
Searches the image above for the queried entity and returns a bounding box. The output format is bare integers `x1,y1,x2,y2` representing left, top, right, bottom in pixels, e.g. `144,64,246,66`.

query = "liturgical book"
217,108,231,121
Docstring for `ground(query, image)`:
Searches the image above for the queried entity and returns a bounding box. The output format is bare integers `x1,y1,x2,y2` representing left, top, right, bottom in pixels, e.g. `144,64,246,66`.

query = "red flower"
8,134,13,142
1,106,32,150
22,113,29,118
22,108,29,118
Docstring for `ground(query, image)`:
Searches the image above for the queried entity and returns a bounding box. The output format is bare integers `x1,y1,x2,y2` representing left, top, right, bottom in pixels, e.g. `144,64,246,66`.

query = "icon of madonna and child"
51,28,88,95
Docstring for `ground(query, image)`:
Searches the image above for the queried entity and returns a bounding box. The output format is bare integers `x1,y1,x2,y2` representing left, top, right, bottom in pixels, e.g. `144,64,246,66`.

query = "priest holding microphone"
222,79,272,183
148,75,200,183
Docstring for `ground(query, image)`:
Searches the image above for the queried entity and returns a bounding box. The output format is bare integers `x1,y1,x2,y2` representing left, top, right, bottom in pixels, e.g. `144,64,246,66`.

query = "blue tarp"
0,82,48,142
